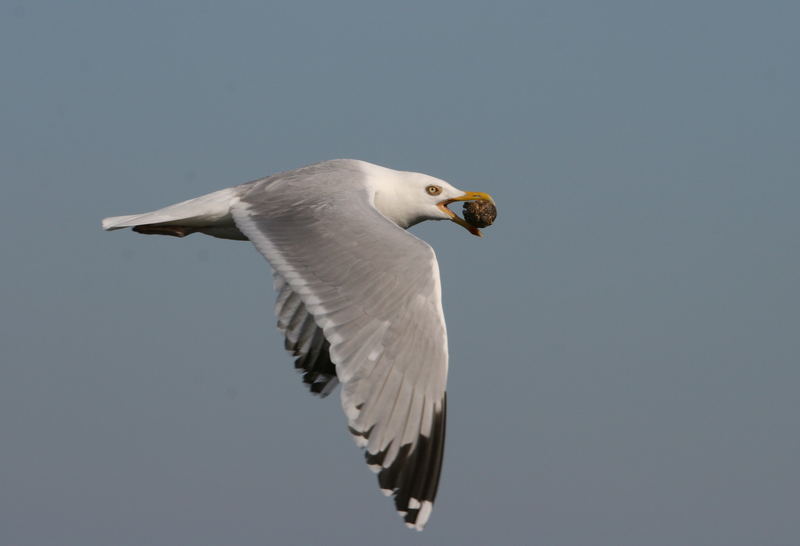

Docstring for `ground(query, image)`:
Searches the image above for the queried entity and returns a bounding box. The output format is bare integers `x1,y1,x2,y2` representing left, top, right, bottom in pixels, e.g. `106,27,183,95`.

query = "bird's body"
102,159,494,530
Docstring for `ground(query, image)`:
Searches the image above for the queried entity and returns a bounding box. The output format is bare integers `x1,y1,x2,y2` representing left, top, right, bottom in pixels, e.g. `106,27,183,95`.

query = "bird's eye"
426,185,442,196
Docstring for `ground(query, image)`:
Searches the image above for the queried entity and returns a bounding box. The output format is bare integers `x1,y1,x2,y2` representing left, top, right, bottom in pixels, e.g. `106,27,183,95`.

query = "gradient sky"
2,1,799,545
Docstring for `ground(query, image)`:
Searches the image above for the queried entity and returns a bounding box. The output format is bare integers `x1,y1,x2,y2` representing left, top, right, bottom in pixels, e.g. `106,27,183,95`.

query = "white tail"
101,187,246,240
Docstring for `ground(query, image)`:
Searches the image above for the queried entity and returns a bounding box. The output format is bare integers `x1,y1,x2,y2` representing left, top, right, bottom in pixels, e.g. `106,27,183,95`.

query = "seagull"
102,159,495,530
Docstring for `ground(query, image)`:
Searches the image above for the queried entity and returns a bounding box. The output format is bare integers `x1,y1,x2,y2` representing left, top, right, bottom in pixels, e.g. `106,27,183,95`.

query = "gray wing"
230,161,447,530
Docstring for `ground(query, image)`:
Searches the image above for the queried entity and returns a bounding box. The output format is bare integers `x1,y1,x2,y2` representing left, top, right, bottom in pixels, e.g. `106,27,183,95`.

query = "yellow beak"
437,191,495,237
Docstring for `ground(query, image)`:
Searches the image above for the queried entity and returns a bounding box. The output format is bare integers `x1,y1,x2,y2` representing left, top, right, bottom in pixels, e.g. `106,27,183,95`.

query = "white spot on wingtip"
380,488,392,497
408,498,421,509
367,464,381,472
417,501,433,528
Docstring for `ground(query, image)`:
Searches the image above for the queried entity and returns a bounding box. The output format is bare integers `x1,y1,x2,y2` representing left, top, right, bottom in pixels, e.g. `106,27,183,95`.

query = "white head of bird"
367,165,494,236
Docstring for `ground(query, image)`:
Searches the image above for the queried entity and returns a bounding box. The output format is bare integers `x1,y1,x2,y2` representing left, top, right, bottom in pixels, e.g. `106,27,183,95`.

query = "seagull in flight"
102,159,495,530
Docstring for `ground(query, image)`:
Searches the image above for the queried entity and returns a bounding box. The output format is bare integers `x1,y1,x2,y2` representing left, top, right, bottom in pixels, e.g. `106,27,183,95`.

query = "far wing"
272,272,338,397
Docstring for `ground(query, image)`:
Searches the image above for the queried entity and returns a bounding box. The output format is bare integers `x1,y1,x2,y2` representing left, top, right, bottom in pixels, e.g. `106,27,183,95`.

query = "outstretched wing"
230,162,448,530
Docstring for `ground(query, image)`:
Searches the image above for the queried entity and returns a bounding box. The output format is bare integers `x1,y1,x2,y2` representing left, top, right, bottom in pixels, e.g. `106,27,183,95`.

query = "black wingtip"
366,395,447,530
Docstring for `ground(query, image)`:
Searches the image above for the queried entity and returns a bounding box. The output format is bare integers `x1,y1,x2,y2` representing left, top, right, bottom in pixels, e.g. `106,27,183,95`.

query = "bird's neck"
365,168,425,229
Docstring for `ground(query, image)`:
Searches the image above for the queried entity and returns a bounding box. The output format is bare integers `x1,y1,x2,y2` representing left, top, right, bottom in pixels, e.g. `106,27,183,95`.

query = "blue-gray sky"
2,1,799,545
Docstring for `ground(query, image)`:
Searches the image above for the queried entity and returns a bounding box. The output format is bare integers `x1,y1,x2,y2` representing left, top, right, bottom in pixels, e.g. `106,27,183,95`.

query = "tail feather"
101,187,246,240
102,213,147,231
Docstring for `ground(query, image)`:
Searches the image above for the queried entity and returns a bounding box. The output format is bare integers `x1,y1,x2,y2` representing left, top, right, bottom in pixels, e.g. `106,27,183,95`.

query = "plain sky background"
2,1,798,545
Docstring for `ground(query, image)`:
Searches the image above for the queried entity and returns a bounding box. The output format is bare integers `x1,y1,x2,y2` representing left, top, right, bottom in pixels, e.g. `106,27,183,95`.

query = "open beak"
437,191,495,237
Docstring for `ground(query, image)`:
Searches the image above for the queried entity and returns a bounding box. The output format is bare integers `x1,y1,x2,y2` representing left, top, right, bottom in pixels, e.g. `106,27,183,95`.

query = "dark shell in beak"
462,200,497,228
